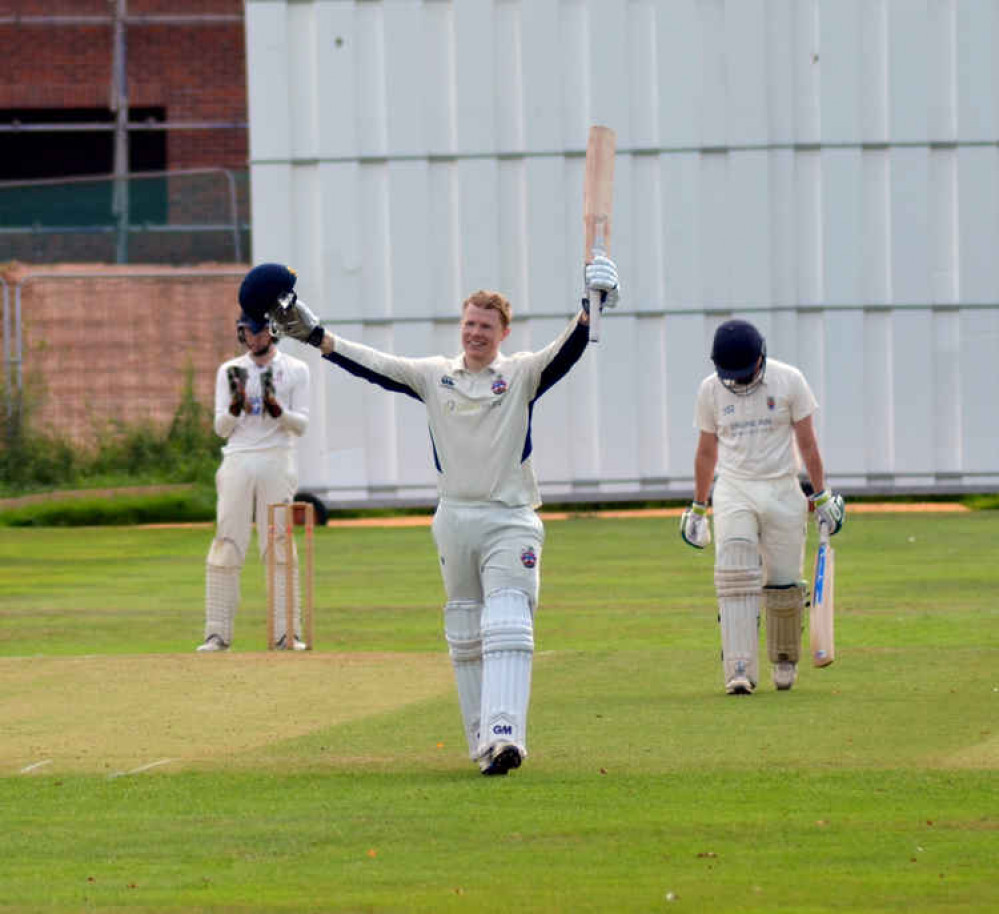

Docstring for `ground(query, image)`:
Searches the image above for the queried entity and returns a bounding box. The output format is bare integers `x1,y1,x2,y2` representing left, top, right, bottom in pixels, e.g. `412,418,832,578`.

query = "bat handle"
587,287,601,342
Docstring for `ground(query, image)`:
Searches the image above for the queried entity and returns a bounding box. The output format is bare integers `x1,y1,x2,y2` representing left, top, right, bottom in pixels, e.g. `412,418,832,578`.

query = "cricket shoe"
478,743,524,777
274,634,307,651
196,634,229,653
773,660,797,691
725,674,756,695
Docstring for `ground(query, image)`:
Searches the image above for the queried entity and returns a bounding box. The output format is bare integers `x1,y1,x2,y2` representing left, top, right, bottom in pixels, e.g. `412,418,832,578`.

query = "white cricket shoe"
274,634,307,651
478,742,524,777
725,674,755,695
196,634,229,653
773,661,797,691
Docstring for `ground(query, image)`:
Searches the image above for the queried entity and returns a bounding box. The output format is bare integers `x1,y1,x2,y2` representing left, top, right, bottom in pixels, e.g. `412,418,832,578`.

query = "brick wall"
2,262,247,445
0,0,247,172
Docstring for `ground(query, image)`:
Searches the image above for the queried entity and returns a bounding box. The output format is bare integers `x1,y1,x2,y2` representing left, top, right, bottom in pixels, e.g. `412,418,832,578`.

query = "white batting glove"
584,251,620,311
271,293,324,347
680,502,711,549
810,489,845,535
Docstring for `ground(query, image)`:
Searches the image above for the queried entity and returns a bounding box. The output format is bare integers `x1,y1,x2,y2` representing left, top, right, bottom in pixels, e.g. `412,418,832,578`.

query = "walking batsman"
197,264,311,652
680,319,844,694
258,256,619,775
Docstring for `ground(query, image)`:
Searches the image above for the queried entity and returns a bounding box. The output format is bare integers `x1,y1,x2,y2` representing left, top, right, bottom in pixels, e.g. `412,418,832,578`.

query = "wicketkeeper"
197,264,311,653
252,255,619,775
680,319,844,694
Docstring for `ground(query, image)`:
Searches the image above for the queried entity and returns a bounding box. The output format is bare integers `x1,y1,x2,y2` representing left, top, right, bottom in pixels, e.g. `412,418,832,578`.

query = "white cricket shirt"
327,318,588,507
214,350,310,453
694,358,818,479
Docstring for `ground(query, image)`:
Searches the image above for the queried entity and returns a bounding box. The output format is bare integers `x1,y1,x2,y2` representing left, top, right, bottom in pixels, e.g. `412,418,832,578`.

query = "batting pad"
764,583,805,664
479,588,534,757
715,538,762,686
444,600,484,758
205,564,239,645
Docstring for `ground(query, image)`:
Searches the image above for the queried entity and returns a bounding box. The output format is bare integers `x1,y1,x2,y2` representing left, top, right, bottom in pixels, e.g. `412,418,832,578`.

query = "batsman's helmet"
711,319,767,394
238,263,297,323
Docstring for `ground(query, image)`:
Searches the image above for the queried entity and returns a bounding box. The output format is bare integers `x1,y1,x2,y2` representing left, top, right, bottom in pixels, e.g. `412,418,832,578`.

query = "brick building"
0,0,249,263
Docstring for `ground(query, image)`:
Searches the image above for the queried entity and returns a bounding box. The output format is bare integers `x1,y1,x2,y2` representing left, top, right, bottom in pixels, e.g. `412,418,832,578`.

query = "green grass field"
0,511,996,913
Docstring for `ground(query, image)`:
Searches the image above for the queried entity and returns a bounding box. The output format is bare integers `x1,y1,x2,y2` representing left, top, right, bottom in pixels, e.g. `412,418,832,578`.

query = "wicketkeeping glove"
680,502,711,549
226,366,248,417
583,251,620,314
260,367,282,418
270,292,324,347
809,489,845,535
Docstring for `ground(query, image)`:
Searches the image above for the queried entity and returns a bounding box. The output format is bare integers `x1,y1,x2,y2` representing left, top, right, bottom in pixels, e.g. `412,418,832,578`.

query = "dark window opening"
0,107,167,225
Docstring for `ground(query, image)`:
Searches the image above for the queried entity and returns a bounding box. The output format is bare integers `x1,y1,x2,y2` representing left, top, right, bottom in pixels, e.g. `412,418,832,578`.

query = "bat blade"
582,125,616,342
810,527,836,667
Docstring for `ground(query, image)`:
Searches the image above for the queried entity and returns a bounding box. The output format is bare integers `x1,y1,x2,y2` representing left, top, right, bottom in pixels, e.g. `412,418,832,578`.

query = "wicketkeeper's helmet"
236,309,272,345
238,263,297,323
711,319,767,394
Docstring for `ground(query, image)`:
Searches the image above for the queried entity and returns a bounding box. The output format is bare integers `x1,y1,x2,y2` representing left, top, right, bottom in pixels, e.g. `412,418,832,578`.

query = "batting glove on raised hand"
680,502,711,549
810,489,845,535
271,293,324,347
226,366,248,417
583,251,620,313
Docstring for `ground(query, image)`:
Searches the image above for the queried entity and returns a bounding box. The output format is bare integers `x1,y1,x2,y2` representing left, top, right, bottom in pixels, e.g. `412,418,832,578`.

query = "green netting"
0,170,251,265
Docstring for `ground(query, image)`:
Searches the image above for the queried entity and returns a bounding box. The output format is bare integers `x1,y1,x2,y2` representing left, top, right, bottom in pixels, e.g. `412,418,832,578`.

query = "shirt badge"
440,375,455,388
520,547,537,569
492,377,508,395
767,397,775,410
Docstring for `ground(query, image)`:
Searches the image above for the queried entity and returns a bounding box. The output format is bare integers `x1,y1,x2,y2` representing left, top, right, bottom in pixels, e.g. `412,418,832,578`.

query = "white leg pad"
715,538,762,687
765,584,805,663
205,538,241,644
205,566,239,644
443,600,483,758
479,588,534,758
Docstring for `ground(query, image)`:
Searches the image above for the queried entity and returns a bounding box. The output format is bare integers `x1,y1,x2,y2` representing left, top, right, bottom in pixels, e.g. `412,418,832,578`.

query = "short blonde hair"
462,290,512,329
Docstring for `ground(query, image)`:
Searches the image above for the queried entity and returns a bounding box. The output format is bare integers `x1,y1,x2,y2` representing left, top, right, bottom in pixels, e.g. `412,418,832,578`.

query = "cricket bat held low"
810,522,836,667
582,125,616,343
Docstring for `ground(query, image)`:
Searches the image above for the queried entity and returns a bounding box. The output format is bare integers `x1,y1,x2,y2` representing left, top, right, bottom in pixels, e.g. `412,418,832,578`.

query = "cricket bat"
582,125,616,343
810,520,836,667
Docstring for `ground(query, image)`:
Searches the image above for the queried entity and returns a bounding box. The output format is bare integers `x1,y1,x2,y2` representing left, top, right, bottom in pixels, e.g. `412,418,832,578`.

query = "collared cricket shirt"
325,318,588,507
694,357,818,480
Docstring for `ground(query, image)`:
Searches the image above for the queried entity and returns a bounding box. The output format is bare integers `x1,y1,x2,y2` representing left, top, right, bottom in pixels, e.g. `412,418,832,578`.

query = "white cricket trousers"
712,474,808,585
431,501,544,604
214,448,298,561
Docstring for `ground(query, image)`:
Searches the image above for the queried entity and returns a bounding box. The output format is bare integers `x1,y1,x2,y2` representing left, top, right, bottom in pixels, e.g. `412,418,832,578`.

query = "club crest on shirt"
520,546,537,569
723,405,735,416
440,375,455,388
491,376,508,395
767,396,775,410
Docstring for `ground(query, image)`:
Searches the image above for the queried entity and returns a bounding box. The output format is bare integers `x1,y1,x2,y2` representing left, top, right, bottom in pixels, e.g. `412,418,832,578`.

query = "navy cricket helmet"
711,319,767,393
238,263,297,322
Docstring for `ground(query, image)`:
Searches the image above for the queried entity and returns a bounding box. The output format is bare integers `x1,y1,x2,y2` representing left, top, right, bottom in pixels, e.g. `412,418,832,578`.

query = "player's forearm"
214,412,238,438
693,457,715,504
800,449,826,495
276,408,308,436
317,330,336,356
693,434,718,503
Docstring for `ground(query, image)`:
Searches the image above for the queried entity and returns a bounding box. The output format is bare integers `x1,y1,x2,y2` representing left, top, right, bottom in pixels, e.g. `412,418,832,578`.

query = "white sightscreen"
245,0,999,506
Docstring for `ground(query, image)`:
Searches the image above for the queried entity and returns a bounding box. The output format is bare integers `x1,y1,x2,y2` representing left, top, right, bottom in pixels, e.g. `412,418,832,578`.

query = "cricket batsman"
680,319,845,693
244,255,619,775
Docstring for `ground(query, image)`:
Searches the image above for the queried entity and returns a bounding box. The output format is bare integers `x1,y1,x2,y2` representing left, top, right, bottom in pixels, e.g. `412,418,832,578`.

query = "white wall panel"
243,0,999,504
